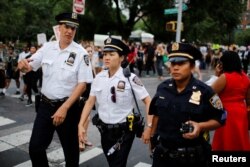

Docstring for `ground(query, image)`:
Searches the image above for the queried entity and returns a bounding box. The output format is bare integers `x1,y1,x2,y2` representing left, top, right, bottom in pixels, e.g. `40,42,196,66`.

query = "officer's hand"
18,59,32,73
51,105,67,126
182,120,201,140
78,125,86,151
142,127,151,144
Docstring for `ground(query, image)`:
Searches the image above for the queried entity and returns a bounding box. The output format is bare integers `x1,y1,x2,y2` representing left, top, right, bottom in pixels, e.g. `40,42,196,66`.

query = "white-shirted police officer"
18,12,93,167
78,37,152,167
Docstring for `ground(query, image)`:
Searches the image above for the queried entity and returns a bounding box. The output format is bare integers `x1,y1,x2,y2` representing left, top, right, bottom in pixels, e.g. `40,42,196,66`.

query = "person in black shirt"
149,42,227,167
23,45,39,107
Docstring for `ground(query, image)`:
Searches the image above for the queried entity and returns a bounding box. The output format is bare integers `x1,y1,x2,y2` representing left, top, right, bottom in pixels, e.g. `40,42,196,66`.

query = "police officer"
18,12,93,167
149,42,227,167
78,37,152,167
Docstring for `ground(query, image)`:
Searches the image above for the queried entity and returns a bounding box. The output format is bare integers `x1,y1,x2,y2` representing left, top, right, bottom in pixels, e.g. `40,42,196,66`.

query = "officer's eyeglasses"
110,86,116,103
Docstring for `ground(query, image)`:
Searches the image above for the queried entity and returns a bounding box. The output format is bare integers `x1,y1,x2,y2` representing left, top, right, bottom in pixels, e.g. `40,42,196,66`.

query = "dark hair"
220,51,242,73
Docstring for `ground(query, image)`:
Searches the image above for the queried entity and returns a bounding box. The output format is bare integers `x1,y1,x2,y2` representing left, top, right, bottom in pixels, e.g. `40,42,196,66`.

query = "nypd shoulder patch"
83,54,89,66
209,94,223,110
132,76,143,86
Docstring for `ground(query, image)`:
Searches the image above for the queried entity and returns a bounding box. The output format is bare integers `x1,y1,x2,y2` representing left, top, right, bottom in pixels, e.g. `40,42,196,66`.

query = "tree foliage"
0,0,247,45
235,29,250,45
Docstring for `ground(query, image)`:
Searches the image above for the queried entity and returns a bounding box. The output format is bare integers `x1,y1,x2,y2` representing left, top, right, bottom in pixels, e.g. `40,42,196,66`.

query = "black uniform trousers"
152,144,209,167
100,127,135,167
29,100,80,167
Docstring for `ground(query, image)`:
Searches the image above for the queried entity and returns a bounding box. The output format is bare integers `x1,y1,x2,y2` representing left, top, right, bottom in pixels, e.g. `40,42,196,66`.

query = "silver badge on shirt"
65,52,76,66
117,80,125,92
189,90,201,105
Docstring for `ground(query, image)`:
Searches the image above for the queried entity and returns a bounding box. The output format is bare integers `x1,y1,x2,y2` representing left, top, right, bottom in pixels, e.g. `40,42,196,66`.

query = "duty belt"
41,94,68,107
99,120,127,130
157,143,205,160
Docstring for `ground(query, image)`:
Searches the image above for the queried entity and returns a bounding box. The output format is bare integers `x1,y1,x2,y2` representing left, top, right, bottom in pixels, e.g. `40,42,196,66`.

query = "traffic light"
166,21,183,32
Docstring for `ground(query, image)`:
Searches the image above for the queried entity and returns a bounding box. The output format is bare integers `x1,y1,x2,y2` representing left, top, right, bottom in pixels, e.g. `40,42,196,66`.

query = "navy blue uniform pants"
100,128,135,167
29,100,80,167
152,145,209,167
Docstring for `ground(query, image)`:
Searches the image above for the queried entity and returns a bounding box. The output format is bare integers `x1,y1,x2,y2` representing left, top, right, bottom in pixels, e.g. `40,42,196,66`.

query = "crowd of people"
1,11,250,167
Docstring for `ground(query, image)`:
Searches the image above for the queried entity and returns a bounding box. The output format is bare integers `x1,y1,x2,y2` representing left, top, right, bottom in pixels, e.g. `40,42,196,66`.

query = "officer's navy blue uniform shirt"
149,76,226,147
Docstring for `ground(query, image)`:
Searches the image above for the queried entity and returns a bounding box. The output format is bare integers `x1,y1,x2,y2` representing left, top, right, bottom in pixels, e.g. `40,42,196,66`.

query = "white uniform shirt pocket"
60,63,77,83
116,87,131,108
41,59,53,78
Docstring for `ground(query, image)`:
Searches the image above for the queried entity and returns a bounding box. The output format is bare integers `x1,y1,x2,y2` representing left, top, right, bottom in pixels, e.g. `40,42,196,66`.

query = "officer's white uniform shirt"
29,41,93,99
90,67,149,124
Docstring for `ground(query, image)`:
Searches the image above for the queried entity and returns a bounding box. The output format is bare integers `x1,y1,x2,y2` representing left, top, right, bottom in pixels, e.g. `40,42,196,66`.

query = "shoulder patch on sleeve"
83,55,89,66
132,76,143,86
209,94,223,110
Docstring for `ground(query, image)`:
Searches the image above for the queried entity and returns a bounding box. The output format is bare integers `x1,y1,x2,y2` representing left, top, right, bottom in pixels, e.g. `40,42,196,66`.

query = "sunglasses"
110,86,116,103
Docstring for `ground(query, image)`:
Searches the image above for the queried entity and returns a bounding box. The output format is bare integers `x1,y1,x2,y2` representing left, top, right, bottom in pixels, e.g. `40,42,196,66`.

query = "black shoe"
15,91,20,95
0,92,5,97
25,100,33,107
19,95,24,101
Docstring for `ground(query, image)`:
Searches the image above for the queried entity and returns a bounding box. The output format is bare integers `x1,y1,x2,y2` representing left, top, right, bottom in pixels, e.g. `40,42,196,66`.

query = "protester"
5,45,20,95
18,12,93,167
127,43,137,73
22,45,39,108
155,43,165,80
18,45,30,101
145,43,156,76
211,51,250,151
136,44,145,77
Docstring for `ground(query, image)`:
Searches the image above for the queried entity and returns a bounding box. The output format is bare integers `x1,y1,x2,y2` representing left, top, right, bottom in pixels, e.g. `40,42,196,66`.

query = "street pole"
176,0,183,42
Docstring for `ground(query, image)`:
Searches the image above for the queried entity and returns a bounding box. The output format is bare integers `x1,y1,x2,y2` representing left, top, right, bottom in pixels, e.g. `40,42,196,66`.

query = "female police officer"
149,42,227,167
78,37,152,167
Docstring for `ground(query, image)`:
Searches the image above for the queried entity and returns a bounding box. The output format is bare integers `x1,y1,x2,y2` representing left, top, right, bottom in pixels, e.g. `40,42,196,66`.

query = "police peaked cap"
167,42,202,63
103,37,130,56
55,12,79,28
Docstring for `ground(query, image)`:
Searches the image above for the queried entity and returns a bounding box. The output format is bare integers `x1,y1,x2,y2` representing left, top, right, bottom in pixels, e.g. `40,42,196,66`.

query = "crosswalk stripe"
47,148,64,163
14,161,32,167
4,139,151,167
1,130,150,167
14,147,104,166
0,116,16,126
14,148,65,167
0,142,14,152
134,162,152,167
79,147,103,163
0,130,31,148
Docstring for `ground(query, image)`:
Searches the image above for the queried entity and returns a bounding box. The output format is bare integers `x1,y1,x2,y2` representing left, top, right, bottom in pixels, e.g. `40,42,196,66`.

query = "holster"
126,113,145,138
92,114,105,133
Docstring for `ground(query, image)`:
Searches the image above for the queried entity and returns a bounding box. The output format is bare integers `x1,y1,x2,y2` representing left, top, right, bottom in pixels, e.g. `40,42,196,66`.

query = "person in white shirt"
18,12,93,167
78,37,152,167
